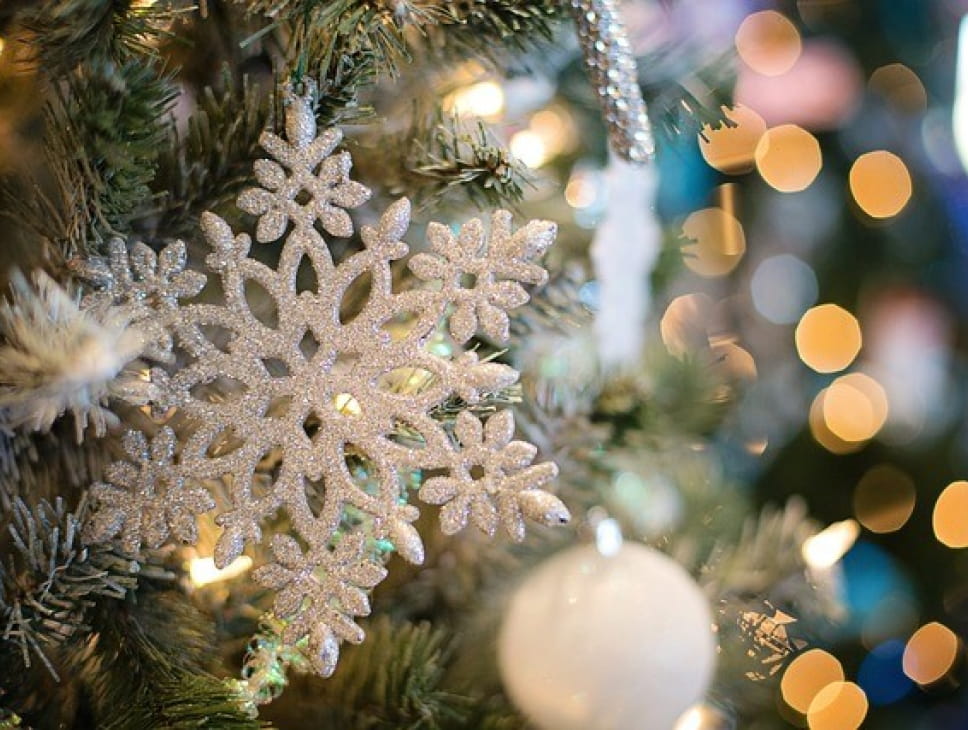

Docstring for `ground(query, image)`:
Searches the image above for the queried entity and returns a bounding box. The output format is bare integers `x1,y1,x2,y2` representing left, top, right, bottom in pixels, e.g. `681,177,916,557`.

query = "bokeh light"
755,124,822,192
903,622,962,686
680,207,746,277
735,40,862,129
710,341,757,381
735,10,802,76
822,373,888,443
810,389,863,454
699,104,768,174
188,555,253,587
660,293,713,358
933,481,968,548
853,465,916,534
750,254,818,324
795,304,862,373
781,648,845,714
806,682,869,729
858,640,914,705
510,129,549,168
802,519,860,569
443,80,505,119
869,63,928,113
849,151,913,219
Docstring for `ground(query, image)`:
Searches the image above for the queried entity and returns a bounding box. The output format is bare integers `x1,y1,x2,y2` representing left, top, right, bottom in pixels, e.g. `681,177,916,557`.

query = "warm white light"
955,15,968,173
595,517,624,557
445,81,505,120
802,519,860,569
510,130,549,168
673,706,704,730
334,392,362,415
189,555,253,586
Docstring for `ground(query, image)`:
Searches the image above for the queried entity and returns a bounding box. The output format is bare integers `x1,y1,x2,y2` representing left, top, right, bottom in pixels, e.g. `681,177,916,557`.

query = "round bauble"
498,542,716,730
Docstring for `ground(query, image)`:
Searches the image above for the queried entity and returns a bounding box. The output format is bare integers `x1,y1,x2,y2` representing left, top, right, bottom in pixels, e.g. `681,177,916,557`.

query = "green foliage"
17,0,180,75
57,61,177,245
640,49,736,145
0,497,139,679
81,587,265,729
385,111,529,210
431,0,564,60
153,75,271,238
260,616,474,729
1,60,176,259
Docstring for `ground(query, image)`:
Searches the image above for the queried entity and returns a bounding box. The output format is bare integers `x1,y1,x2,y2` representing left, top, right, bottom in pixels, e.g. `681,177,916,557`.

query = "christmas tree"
0,1,961,729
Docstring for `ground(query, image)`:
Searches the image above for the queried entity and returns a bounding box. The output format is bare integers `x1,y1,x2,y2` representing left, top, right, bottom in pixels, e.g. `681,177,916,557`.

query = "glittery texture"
83,82,569,677
568,0,655,163
419,410,566,541
84,427,215,553
78,237,207,363
408,212,554,343
252,532,387,676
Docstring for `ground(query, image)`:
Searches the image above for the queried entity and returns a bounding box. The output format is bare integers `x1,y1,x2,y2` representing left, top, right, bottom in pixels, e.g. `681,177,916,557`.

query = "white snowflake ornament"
84,81,569,677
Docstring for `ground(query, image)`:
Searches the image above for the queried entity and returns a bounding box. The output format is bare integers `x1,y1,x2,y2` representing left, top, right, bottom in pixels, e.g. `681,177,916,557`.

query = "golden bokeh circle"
869,64,927,113
806,682,868,730
699,105,768,174
903,622,961,685
755,125,822,193
933,481,968,548
735,11,803,76
823,373,888,443
780,648,845,714
853,465,916,534
795,304,862,374
809,388,863,455
849,151,913,219
681,208,747,277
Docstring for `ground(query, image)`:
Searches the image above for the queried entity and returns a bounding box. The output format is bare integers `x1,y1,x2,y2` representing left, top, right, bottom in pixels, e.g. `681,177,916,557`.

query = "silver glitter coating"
83,82,569,676
418,410,566,541
84,427,215,553
78,237,207,363
568,0,655,163
253,531,387,676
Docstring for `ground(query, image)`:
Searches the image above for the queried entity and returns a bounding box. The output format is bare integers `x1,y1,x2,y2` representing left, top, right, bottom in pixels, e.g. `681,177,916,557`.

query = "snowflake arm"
418,410,568,540
252,531,386,676
408,211,555,343
83,427,215,553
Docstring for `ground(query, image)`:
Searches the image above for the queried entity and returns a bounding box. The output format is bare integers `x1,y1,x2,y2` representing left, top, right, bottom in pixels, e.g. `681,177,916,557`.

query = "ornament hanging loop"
567,0,655,163
282,77,317,149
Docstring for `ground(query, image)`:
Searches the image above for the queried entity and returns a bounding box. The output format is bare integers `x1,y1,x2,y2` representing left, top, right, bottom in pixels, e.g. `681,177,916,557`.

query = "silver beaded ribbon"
567,0,655,163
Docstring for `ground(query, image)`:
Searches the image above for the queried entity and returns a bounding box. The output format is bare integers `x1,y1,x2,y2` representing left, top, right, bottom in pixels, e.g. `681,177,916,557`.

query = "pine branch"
15,0,182,76
81,586,266,729
371,110,529,211
258,615,473,730
2,60,177,259
0,497,140,680
428,0,564,62
639,48,736,144
152,75,272,238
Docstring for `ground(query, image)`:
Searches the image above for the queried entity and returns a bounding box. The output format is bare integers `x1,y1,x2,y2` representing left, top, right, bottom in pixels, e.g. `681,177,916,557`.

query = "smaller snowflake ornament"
408,212,555,343
83,79,570,680
253,532,387,676
77,237,207,363
420,410,566,540
84,427,214,553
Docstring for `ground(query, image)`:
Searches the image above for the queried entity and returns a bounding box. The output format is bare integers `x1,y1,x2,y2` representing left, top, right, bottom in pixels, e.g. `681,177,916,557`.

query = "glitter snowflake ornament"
85,81,569,677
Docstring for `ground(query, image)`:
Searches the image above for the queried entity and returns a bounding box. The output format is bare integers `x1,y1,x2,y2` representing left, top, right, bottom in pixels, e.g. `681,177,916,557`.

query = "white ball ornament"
498,541,716,730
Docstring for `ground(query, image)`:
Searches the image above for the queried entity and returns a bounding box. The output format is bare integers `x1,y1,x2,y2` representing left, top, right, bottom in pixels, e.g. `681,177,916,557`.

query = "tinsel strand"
567,0,655,163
